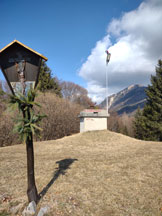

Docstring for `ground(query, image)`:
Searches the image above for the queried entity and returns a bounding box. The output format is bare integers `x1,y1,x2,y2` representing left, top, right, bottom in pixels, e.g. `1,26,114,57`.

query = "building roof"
79,109,109,117
0,40,48,61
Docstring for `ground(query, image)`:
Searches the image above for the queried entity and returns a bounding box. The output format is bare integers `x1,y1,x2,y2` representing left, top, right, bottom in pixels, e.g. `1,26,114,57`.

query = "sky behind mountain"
0,0,161,103
79,0,162,102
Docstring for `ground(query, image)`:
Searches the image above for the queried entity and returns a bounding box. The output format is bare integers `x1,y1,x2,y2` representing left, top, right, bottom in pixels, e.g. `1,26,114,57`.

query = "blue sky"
0,0,161,103
0,0,142,84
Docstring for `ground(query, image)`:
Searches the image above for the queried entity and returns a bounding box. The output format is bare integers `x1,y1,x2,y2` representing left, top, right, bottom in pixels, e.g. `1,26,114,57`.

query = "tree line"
1,59,162,146
0,62,94,147
108,59,162,141
37,61,94,107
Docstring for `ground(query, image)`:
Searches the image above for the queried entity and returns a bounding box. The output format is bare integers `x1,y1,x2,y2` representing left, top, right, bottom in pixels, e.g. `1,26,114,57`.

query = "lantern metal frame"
0,40,47,95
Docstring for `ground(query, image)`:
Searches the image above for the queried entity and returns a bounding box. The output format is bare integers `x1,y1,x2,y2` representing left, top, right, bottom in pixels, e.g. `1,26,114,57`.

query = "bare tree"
107,111,135,137
60,81,94,108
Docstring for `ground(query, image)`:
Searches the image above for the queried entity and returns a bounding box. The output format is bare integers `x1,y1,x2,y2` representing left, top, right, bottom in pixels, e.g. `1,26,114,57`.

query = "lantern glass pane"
11,81,35,96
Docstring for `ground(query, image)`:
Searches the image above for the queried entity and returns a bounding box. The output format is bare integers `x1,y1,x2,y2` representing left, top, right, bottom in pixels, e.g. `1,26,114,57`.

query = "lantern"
0,40,47,95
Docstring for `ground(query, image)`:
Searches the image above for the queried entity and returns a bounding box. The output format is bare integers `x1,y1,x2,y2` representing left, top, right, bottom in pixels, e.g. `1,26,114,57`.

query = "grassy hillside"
1,130,162,215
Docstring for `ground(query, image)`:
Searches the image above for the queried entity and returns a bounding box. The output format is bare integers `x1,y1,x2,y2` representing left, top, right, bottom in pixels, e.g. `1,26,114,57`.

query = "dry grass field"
1,130,162,215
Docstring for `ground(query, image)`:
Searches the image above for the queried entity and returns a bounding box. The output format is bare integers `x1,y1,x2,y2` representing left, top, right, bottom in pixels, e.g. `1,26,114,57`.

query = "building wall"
80,117,107,132
80,117,85,133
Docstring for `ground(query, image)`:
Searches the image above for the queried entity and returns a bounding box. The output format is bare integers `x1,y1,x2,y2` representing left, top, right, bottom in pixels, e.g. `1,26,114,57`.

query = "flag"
105,50,111,65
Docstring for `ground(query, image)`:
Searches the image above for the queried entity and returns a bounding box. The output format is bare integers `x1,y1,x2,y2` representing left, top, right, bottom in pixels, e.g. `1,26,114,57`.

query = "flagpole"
105,50,111,115
106,63,109,115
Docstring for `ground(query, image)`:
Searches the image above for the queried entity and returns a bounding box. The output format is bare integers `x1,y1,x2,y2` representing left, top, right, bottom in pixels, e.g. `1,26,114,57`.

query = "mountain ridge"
100,84,147,115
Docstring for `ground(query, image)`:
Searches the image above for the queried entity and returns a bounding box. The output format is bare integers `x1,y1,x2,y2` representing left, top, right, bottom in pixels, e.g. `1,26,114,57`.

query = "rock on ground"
22,201,36,216
37,206,49,216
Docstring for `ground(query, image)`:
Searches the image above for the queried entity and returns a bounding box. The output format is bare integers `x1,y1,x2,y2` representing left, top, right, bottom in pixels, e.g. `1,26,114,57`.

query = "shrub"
0,92,83,147
0,111,20,147
35,92,83,141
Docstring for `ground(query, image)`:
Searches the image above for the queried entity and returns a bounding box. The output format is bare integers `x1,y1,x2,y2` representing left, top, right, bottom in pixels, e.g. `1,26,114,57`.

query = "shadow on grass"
38,158,78,201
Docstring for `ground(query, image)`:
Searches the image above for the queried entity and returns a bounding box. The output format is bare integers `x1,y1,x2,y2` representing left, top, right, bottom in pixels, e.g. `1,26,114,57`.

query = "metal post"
106,64,109,115
105,50,111,115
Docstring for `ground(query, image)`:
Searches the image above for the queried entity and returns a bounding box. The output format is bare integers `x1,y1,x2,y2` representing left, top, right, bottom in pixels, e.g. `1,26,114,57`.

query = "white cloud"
79,0,162,103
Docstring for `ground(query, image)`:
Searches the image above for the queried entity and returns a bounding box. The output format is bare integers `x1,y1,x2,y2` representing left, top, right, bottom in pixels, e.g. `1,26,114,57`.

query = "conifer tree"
134,59,162,141
134,108,145,139
37,61,62,97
